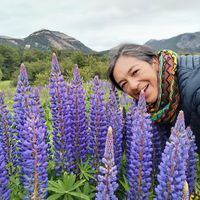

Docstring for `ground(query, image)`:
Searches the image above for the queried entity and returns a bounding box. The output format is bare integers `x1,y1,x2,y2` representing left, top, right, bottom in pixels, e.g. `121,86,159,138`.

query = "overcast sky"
0,0,200,51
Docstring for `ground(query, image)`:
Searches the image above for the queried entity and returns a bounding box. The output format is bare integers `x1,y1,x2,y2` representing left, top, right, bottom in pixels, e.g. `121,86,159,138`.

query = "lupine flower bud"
95,127,118,200
182,181,189,200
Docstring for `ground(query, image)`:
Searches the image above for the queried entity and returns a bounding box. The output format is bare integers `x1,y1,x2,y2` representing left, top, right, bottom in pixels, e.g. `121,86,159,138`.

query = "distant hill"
145,32,200,53
1,30,200,54
0,29,94,53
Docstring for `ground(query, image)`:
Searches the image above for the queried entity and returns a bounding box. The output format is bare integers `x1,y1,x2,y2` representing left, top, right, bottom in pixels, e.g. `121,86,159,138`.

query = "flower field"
0,53,200,200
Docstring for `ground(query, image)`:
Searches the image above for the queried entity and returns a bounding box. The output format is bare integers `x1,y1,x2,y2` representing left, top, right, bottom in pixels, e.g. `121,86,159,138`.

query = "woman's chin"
145,95,158,104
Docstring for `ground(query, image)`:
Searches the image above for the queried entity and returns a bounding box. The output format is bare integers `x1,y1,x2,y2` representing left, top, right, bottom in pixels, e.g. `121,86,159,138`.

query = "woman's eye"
121,82,127,89
131,70,139,76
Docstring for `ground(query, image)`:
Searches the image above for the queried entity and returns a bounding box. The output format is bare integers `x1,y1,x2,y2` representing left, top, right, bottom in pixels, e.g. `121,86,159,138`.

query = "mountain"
145,32,200,53
1,30,200,54
0,29,94,53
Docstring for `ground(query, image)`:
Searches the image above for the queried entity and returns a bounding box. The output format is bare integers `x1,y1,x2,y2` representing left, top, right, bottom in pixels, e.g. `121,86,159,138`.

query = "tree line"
0,44,109,86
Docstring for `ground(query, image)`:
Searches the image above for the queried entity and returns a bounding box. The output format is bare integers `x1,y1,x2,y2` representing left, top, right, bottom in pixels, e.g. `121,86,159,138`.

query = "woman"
108,43,200,153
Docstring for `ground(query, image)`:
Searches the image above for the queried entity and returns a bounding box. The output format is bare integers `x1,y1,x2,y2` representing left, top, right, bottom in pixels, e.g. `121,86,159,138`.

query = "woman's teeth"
144,85,148,92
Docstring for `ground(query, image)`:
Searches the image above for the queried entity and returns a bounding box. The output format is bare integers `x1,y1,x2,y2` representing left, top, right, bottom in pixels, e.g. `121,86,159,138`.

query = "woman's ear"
152,57,159,72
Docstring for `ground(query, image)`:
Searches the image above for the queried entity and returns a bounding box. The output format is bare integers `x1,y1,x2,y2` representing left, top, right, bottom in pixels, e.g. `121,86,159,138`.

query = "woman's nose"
128,79,139,91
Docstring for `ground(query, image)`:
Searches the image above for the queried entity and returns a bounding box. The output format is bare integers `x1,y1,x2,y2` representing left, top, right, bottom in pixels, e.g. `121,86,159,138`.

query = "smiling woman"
113,55,159,103
108,43,200,153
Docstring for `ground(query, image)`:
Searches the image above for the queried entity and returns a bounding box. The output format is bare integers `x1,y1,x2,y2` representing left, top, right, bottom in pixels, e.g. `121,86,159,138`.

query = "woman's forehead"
113,57,135,80
114,56,141,72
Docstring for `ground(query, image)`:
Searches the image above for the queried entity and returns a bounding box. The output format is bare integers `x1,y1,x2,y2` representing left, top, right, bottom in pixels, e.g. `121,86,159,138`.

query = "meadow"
0,54,200,200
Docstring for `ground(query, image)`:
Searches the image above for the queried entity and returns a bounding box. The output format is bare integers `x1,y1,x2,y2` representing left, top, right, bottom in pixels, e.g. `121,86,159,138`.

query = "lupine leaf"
47,193,64,200
119,175,130,192
57,180,66,190
66,179,86,192
82,182,96,198
77,181,96,199
48,173,88,199
47,187,65,194
63,173,76,188
64,195,73,200
67,191,90,200
48,181,66,193
78,160,96,181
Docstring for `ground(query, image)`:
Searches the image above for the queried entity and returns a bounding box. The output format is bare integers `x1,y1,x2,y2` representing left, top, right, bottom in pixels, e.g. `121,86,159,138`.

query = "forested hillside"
0,44,109,86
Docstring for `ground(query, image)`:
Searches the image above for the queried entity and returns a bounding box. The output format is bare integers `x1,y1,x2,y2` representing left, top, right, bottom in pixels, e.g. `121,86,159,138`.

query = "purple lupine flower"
151,123,162,175
155,111,190,200
185,127,197,195
49,53,70,175
121,106,127,152
106,84,123,171
0,92,14,175
95,127,118,200
0,139,10,200
21,106,48,199
69,66,88,165
119,92,135,155
156,124,171,156
125,95,139,161
125,100,137,183
126,91,153,200
63,100,75,173
13,63,31,168
29,88,51,161
88,76,108,171
119,92,133,108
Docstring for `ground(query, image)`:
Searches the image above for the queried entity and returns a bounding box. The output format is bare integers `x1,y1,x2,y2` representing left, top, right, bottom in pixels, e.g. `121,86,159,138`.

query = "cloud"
0,0,200,51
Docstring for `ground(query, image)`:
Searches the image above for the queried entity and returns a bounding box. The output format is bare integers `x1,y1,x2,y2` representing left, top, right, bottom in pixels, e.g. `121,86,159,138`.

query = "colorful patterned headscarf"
147,50,180,124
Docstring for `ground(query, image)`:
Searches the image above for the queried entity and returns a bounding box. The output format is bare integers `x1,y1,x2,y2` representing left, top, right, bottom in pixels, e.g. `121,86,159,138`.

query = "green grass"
0,80,16,95
0,80,12,89
0,80,51,111
0,80,15,110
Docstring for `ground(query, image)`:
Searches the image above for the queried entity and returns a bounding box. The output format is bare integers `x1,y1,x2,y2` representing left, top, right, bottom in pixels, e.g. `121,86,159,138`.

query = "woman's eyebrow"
117,65,137,86
127,65,137,74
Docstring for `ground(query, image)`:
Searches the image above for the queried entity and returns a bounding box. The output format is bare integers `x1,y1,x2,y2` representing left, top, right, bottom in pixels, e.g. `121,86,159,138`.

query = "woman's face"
113,55,159,103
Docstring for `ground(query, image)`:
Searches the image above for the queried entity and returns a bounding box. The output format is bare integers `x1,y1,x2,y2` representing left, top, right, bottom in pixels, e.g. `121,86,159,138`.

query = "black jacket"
177,55,200,153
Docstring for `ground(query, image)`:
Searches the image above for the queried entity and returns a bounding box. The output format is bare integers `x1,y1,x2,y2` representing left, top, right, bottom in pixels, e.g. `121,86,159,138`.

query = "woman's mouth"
140,84,148,94
140,84,149,98
143,84,149,93
135,85,149,99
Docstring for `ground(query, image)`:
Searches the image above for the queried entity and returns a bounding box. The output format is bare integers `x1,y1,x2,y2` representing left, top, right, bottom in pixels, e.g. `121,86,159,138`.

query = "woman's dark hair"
107,43,157,90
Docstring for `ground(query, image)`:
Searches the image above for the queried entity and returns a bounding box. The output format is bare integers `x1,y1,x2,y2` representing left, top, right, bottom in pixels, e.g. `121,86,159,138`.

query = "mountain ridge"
0,29,94,53
0,29,200,53
145,31,200,53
